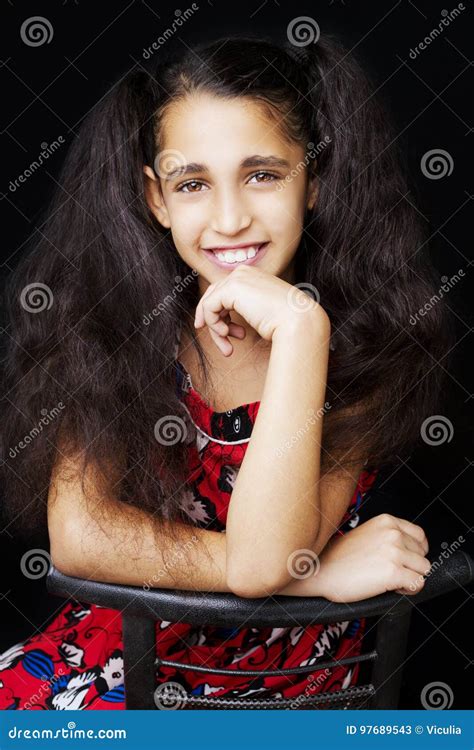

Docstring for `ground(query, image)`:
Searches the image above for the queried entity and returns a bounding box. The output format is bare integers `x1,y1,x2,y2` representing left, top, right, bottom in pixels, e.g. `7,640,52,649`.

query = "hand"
313,513,431,603
194,265,328,355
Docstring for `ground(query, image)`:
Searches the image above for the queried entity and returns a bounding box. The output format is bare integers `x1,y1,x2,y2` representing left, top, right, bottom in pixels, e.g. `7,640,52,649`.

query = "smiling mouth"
203,242,269,266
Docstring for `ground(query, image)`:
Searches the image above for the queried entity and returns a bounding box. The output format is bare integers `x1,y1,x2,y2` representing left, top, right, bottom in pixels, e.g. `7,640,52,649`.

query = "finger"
393,517,429,555
397,533,427,557
228,323,246,338
201,296,228,332
395,566,427,595
211,318,230,337
213,319,245,339
195,284,217,328
208,326,233,356
399,550,432,578
219,311,246,339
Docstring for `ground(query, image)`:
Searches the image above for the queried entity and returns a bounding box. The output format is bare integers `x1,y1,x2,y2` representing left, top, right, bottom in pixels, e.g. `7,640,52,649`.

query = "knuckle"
390,547,404,564
411,523,425,539
384,560,399,581
378,513,394,527
385,527,403,544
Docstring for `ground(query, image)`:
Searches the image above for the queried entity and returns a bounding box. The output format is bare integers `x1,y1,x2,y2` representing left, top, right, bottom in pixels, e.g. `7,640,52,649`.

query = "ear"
306,174,319,212
143,165,171,229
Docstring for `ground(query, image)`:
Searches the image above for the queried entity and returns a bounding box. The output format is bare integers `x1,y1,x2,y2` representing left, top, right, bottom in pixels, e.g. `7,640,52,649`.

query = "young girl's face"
144,93,317,293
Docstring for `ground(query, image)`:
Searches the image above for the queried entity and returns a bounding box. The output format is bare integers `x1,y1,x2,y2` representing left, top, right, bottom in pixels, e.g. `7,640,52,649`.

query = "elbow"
49,541,80,579
49,522,89,580
226,565,291,599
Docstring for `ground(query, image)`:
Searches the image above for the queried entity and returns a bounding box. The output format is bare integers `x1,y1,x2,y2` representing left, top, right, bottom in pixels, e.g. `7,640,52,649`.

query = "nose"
209,186,252,236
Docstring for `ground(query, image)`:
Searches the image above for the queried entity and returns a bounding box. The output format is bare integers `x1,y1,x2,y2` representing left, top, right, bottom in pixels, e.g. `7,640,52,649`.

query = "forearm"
276,536,338,597
50,495,231,592
226,311,331,592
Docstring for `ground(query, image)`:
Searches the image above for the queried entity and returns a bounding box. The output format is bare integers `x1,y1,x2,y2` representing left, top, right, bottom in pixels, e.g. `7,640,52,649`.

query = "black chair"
46,551,474,710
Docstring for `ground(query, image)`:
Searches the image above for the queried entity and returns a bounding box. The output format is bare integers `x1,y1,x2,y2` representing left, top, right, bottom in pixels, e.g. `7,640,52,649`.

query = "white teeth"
214,245,261,263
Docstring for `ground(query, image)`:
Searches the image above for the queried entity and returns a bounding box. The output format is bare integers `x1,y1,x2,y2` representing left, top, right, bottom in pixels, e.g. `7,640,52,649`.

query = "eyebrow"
163,155,291,181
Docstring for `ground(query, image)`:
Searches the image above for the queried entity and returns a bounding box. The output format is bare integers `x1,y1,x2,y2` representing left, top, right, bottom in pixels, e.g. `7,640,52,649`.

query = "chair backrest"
46,551,474,710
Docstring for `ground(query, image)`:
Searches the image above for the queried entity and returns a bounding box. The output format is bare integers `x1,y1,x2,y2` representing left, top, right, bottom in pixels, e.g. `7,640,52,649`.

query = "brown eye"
177,180,205,193
250,171,279,183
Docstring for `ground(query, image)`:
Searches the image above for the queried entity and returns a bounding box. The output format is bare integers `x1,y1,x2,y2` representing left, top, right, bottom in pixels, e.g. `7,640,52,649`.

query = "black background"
1,0,472,709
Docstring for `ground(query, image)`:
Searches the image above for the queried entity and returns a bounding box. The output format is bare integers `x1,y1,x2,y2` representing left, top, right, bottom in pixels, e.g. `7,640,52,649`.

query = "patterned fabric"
0,327,378,710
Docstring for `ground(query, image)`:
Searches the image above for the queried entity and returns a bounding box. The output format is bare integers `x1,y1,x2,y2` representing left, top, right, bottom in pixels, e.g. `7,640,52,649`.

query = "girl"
0,33,451,710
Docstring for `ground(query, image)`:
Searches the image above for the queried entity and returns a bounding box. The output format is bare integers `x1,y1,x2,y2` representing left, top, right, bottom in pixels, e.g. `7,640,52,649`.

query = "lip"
202,242,270,269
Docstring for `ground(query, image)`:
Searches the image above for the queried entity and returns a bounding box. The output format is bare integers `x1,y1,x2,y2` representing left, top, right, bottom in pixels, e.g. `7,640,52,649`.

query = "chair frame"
46,551,473,710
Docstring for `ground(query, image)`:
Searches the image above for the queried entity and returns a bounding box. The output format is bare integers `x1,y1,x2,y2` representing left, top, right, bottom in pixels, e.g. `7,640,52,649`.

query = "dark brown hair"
1,33,454,545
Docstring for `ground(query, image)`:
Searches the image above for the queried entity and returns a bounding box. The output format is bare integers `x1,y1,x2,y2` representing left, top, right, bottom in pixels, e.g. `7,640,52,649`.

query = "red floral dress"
0,331,378,710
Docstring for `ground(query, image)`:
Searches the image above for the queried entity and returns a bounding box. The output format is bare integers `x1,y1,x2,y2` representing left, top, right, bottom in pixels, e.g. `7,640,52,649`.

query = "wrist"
276,561,332,598
272,307,331,345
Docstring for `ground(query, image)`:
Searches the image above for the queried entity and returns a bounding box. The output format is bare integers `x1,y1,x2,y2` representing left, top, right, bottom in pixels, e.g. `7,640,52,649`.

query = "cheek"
169,203,206,242
267,200,304,242
268,183,306,222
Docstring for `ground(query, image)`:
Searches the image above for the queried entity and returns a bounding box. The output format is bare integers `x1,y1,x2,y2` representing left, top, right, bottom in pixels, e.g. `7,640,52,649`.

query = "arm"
226,310,331,596
47,439,359,595
47,448,430,601
47,444,231,592
311,459,368,555
279,514,431,601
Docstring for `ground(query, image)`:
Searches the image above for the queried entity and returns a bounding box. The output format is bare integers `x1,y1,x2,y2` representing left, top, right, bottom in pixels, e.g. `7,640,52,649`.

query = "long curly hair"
1,33,454,544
